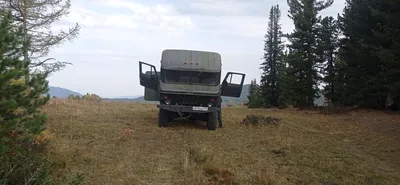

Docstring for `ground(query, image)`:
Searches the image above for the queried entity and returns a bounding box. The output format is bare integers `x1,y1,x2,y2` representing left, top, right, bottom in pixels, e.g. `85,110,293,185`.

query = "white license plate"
192,106,208,111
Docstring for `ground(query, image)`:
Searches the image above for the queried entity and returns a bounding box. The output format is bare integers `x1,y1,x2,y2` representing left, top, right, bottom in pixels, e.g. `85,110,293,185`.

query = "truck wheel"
158,109,169,127
217,110,222,128
207,112,217,130
217,97,223,128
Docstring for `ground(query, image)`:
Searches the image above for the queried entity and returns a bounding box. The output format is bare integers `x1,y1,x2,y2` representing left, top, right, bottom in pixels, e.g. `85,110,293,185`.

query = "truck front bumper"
157,104,220,113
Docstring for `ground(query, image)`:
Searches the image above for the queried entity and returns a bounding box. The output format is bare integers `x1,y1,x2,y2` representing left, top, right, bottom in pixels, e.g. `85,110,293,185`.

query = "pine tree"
369,0,400,109
0,10,51,184
0,0,80,81
247,79,262,108
317,16,339,104
260,4,284,107
276,49,291,107
285,0,333,107
338,0,390,108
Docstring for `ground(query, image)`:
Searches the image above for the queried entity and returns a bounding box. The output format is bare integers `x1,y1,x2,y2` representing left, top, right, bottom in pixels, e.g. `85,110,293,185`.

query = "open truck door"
221,72,246,97
144,71,160,101
139,61,159,91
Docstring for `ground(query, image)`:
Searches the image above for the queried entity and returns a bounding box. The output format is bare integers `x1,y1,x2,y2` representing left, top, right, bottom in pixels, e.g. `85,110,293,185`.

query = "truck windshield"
163,69,219,86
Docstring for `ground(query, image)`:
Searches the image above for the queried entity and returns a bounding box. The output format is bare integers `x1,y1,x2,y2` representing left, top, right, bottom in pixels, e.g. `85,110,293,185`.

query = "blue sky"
47,0,345,98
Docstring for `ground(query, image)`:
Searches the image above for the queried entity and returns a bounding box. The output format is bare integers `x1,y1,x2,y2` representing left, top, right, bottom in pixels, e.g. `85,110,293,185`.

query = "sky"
47,0,346,98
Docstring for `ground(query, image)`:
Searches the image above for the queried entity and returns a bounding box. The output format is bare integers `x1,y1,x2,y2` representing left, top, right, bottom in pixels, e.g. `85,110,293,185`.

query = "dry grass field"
42,100,400,185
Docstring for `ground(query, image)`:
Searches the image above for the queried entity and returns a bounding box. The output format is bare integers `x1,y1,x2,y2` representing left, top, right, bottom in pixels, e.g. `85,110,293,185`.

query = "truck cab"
139,49,245,130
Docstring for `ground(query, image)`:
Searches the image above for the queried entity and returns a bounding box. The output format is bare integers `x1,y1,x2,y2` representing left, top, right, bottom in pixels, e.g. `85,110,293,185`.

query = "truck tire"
217,110,222,128
207,112,217,130
158,109,169,127
217,97,223,128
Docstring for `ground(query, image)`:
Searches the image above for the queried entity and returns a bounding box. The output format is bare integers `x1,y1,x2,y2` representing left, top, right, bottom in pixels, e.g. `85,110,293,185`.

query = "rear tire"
217,110,222,128
158,109,169,127
207,112,217,130
217,97,223,128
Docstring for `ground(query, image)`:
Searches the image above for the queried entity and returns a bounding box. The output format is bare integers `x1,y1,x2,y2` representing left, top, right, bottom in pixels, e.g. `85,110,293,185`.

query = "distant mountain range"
48,86,82,98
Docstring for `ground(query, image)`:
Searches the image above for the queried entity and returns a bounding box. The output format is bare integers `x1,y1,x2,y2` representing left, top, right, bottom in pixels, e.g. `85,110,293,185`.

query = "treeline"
1,0,81,184
67,93,102,102
248,0,400,110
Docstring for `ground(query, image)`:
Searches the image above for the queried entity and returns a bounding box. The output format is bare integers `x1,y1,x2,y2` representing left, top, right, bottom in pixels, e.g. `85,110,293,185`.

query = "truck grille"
180,95,198,104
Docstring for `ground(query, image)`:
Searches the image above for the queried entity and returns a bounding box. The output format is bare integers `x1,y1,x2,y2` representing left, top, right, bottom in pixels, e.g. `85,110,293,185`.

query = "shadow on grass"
166,118,209,130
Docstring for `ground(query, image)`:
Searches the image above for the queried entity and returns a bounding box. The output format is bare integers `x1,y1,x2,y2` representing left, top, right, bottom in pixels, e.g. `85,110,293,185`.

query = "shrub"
82,93,101,102
320,102,347,115
240,115,281,127
68,94,81,100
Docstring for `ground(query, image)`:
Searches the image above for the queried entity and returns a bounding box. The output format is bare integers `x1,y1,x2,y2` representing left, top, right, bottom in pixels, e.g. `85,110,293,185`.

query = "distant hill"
48,86,81,98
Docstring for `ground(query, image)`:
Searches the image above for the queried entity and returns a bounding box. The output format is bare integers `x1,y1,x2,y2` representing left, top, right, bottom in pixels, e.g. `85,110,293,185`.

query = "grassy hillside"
43,100,400,185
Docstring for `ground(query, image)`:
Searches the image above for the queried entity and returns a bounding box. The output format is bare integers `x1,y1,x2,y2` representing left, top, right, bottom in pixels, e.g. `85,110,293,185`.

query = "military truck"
138,49,245,130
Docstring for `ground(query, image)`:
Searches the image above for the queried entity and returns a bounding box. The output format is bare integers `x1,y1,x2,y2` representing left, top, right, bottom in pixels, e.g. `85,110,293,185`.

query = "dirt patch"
240,115,280,126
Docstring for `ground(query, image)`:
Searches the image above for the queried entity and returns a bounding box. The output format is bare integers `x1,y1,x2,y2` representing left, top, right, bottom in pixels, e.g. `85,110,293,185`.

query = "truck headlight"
208,102,212,107
165,100,171,105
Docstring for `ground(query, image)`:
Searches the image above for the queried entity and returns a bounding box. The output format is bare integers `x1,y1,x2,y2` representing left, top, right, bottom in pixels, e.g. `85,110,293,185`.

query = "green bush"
82,93,101,102
68,94,81,100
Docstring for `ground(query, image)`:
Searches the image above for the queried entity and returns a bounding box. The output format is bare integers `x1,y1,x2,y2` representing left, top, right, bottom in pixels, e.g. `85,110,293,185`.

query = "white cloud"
60,0,194,34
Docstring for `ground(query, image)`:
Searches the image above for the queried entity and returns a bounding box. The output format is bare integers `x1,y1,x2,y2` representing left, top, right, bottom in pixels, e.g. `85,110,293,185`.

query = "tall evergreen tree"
369,0,400,109
276,49,291,106
0,10,51,184
285,0,333,107
317,16,339,103
338,0,390,108
260,4,284,107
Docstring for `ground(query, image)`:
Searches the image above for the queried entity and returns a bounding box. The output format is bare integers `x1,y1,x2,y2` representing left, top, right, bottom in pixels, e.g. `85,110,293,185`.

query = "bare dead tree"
0,0,80,81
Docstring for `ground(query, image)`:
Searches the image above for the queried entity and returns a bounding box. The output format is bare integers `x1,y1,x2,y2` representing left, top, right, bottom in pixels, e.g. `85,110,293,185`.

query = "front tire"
158,109,170,127
217,110,222,128
207,112,217,130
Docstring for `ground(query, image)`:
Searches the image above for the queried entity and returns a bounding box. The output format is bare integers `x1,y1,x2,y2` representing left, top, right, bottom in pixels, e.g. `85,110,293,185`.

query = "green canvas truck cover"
160,49,221,72
159,49,222,95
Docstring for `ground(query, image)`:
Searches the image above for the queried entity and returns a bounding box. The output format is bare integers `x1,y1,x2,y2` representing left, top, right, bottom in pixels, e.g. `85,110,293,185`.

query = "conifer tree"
285,0,333,107
247,79,262,108
260,4,284,107
317,16,339,104
0,10,50,184
338,0,391,108
369,0,400,109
